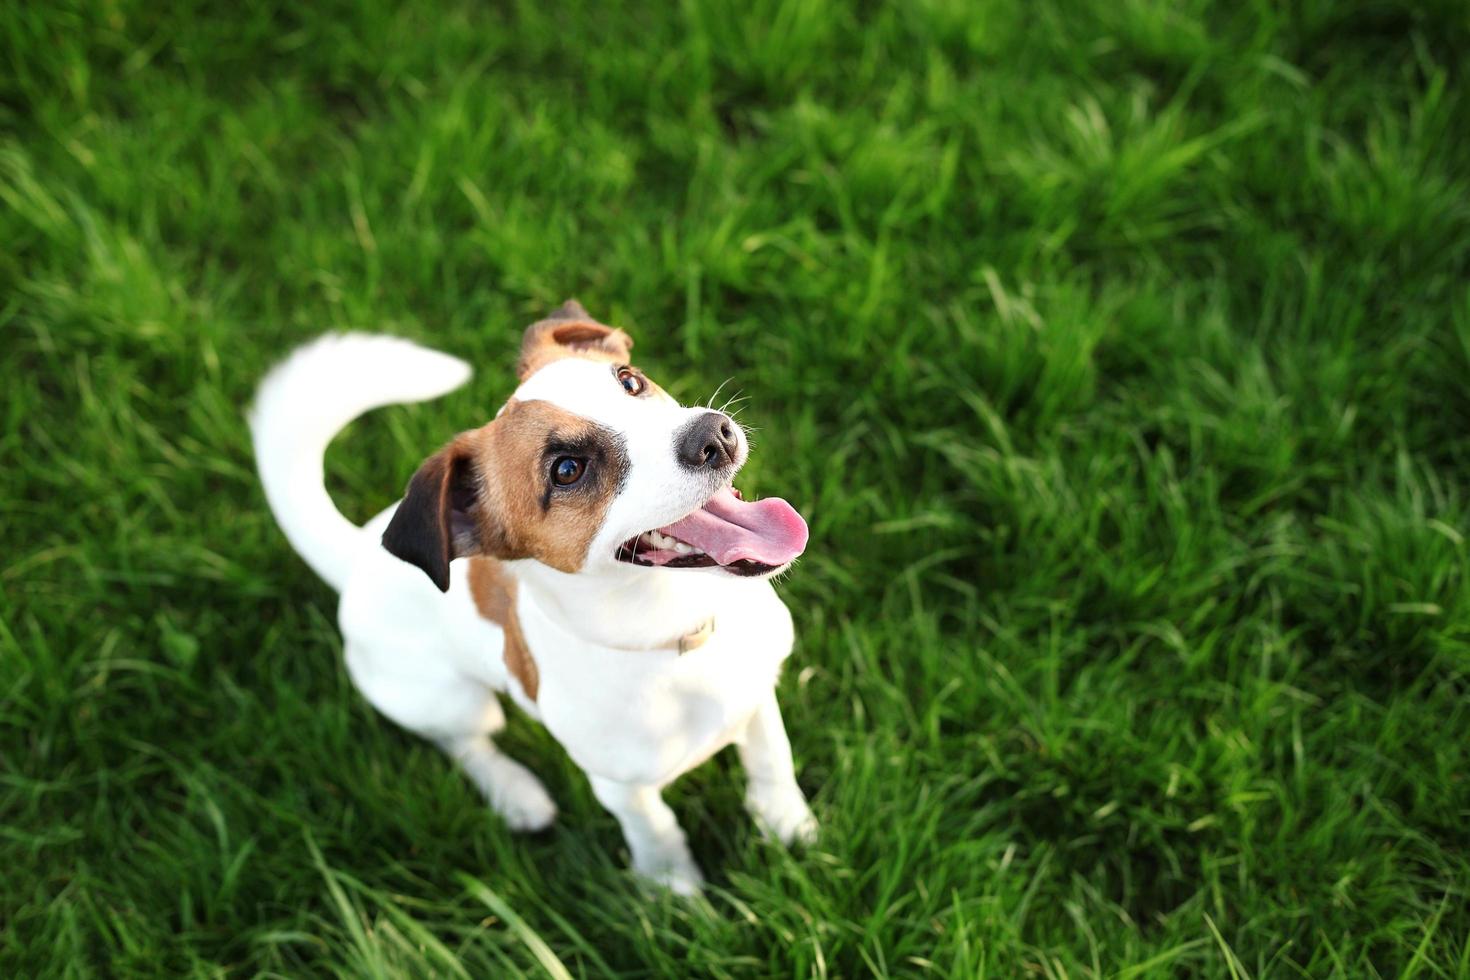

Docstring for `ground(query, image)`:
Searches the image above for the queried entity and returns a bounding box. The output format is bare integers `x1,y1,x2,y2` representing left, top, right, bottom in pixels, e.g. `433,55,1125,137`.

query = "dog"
250,301,816,893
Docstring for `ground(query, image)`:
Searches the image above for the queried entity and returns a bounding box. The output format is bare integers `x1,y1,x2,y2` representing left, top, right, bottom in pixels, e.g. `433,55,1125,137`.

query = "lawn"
4,0,1470,975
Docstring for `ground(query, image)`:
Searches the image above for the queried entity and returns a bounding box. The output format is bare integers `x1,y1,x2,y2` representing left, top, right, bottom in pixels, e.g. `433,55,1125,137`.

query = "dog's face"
382,301,808,592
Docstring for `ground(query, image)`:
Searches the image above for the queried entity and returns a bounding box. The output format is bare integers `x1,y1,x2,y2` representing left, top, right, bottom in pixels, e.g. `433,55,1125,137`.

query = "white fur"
249,334,471,591
252,335,814,891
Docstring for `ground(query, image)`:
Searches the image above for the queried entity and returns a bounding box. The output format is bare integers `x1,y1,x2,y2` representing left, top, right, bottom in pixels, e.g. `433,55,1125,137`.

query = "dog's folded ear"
382,439,483,592
546,299,591,321
518,300,634,380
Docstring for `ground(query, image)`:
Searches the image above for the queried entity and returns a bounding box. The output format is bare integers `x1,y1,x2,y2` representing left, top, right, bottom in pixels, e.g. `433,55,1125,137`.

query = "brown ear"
517,300,634,380
381,439,482,592
546,299,591,321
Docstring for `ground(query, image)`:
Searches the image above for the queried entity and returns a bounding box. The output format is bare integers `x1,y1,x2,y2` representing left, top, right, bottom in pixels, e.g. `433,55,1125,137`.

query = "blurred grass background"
4,0,1470,975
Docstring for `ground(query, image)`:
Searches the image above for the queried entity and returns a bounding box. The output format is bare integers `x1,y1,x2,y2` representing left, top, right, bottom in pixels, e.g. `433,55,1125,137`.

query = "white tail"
249,334,472,592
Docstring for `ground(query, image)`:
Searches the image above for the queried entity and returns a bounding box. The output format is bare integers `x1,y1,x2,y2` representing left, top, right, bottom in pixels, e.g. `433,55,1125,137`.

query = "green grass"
4,0,1470,975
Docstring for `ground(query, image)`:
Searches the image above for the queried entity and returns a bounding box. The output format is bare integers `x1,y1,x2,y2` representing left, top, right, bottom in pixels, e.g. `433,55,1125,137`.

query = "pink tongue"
660,487,809,566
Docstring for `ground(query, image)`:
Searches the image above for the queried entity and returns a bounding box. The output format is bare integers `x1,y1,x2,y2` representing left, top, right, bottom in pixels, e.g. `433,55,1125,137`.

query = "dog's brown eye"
617,367,645,396
552,456,585,486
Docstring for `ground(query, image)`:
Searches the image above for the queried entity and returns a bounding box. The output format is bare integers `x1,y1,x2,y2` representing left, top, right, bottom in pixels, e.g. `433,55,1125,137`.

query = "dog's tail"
249,334,472,592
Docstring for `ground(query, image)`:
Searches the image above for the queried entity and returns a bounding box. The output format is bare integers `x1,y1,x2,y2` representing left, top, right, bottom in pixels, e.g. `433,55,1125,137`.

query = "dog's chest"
519,594,794,786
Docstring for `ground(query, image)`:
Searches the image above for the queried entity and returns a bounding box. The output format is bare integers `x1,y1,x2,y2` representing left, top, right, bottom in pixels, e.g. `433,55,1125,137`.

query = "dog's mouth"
614,487,809,576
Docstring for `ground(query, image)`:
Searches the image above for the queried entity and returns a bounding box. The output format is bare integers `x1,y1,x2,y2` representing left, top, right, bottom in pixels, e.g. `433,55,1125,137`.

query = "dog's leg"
345,643,557,832
737,693,818,845
588,775,704,895
438,728,558,833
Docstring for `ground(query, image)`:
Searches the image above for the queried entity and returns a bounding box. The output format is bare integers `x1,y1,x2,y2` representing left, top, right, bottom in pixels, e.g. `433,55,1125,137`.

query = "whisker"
705,377,736,410
716,390,748,418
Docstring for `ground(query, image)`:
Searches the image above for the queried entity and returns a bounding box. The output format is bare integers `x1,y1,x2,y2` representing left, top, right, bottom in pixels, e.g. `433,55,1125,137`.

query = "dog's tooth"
637,529,705,554
646,530,679,550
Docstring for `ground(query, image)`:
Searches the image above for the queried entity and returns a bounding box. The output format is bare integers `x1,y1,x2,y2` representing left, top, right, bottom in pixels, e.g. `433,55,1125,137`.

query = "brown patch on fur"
384,399,626,575
518,300,634,380
467,557,539,700
472,399,628,572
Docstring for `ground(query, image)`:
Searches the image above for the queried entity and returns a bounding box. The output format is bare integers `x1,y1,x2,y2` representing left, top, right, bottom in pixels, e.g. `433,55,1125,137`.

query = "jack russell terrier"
250,301,816,894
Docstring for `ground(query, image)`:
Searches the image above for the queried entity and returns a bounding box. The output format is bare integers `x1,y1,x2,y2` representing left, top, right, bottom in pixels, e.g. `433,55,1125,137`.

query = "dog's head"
381,301,809,592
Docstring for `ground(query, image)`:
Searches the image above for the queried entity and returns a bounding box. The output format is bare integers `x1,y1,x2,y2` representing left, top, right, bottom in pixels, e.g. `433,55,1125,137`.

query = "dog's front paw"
487,760,558,832
634,851,706,897
500,785,558,833
748,786,818,847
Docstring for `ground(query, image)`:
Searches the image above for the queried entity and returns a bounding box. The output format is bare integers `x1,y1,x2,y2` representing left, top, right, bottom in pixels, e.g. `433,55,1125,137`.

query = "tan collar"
676,617,716,654
513,584,715,657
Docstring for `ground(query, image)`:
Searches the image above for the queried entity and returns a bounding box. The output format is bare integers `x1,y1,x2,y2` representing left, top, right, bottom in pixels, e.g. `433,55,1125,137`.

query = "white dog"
250,302,816,893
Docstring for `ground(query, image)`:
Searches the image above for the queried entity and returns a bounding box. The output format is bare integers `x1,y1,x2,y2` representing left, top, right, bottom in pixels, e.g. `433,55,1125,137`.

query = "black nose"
677,412,740,471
